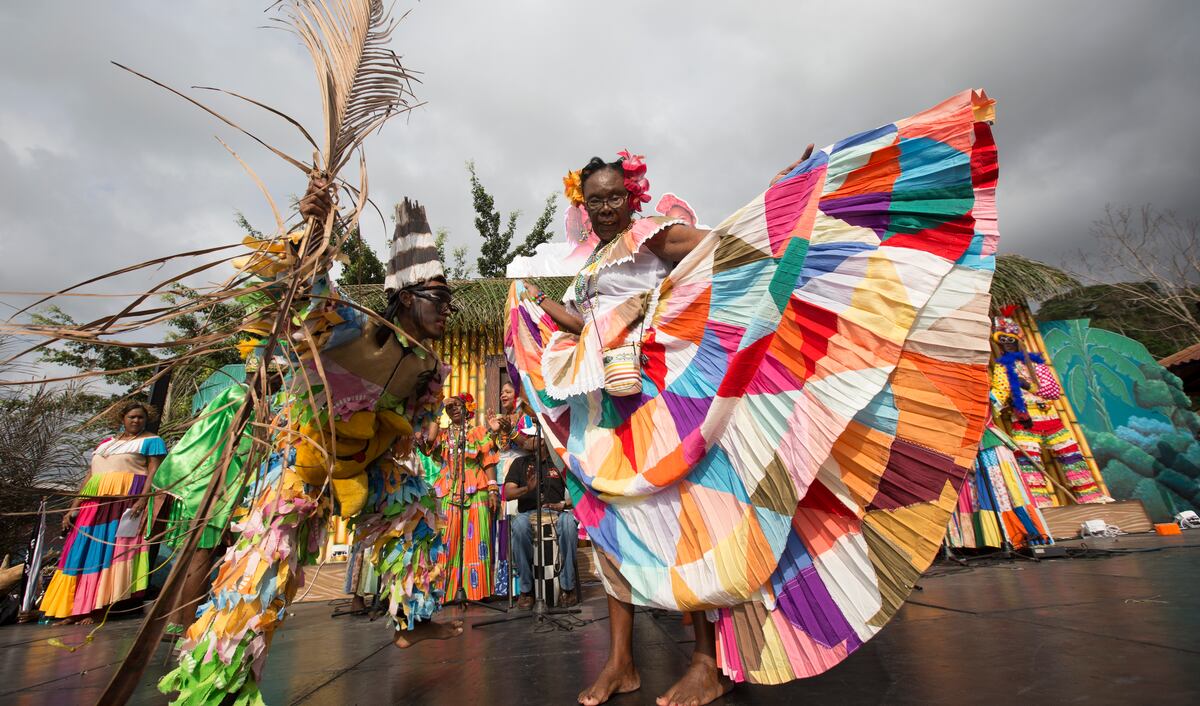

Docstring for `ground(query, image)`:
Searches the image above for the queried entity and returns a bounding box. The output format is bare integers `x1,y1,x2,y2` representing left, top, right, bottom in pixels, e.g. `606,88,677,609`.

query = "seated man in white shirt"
503,418,579,610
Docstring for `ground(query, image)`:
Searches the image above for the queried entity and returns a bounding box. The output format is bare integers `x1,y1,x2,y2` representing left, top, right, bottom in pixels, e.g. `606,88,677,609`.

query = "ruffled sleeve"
140,435,168,457
594,216,686,272
476,428,499,469
533,217,686,399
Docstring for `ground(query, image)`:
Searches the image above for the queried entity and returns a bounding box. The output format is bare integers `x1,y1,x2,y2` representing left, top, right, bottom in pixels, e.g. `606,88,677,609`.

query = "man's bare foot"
656,654,733,706
578,658,640,705
392,619,464,648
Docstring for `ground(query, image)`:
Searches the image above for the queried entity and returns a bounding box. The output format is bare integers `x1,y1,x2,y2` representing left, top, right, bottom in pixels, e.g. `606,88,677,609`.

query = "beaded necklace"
445,423,472,507
573,221,633,308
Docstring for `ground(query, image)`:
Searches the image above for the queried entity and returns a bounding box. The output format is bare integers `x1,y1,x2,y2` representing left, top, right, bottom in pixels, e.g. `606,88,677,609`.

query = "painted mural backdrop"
1040,319,1200,520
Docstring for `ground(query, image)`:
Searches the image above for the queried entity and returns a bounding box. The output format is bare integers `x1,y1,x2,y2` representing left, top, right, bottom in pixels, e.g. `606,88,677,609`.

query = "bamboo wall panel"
433,327,504,425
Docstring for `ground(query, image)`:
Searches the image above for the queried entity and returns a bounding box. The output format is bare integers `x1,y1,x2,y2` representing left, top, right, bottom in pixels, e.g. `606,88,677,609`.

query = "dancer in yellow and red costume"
990,306,1105,506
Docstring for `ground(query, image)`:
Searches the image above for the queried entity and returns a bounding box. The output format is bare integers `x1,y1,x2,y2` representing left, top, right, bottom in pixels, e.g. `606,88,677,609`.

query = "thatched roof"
990,254,1079,309
341,278,570,333
341,254,1077,332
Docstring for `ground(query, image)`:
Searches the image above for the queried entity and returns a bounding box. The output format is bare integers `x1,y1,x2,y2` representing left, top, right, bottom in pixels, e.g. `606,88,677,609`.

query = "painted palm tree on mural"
1040,319,1145,433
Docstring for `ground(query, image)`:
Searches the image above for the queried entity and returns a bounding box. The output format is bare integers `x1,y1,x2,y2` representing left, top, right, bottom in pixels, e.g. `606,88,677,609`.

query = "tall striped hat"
385,198,444,292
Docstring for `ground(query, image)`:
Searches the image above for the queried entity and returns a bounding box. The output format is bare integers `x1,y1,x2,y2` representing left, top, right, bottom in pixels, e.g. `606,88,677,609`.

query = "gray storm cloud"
2,0,1197,327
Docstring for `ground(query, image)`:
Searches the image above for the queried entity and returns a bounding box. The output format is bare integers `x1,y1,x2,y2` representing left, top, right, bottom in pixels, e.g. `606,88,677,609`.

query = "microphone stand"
474,415,581,630
445,414,506,615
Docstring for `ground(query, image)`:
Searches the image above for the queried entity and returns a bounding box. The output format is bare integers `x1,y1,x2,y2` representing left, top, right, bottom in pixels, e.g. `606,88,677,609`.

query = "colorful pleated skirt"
40,471,151,619
507,90,999,684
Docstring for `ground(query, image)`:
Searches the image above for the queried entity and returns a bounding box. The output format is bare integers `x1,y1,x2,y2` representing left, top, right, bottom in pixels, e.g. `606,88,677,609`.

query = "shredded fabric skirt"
506,90,999,684
352,456,446,629
40,471,151,619
158,452,325,706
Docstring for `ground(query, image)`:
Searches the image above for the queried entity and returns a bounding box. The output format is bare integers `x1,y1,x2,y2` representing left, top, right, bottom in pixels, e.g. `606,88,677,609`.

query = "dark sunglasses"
410,287,458,313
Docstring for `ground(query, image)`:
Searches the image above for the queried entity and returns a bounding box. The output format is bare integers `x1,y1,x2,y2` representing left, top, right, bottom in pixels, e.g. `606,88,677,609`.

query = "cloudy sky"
2,0,1198,331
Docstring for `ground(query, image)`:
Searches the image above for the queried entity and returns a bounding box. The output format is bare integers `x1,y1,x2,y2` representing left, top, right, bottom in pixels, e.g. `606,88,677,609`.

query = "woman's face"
499,383,516,412
582,168,632,242
122,407,147,435
446,398,465,425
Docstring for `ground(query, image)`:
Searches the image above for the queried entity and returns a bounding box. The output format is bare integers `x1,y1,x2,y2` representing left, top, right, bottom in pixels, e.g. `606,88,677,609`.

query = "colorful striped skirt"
437,489,493,601
40,471,151,619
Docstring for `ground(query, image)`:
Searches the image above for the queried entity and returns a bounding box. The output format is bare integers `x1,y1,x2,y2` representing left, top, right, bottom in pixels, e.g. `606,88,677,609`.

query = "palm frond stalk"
0,2,428,701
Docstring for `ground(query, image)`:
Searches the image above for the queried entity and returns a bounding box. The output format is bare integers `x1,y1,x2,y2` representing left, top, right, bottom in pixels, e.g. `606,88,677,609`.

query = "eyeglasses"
585,193,629,211
411,288,458,313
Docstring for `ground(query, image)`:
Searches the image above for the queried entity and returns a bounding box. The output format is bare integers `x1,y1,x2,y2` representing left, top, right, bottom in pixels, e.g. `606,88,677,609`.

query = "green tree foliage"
0,381,93,555
30,214,258,423
34,292,244,428
337,227,385,286
468,161,557,278
32,306,161,392
435,228,474,280
1037,283,1198,359
510,194,559,260
1070,205,1200,357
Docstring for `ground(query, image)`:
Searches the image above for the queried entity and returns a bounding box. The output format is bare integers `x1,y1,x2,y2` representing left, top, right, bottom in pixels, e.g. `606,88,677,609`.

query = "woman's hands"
769,143,816,186
523,281,584,335
487,410,512,436
130,494,149,518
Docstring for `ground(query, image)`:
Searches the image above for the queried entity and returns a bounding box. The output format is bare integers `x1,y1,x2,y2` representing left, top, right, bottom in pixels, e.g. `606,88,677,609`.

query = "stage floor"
3,533,1199,705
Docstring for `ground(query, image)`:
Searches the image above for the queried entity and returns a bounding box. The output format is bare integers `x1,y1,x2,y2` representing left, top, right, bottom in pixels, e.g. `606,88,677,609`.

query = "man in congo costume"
161,188,463,705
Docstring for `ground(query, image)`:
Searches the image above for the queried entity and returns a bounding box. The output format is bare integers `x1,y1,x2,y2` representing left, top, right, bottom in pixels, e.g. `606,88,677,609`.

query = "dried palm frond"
0,2,422,700
279,0,420,177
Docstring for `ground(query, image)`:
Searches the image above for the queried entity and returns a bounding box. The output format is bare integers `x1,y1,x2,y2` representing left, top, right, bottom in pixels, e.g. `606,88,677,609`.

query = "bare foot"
392,619,464,648
578,658,640,705
656,654,732,706
75,616,96,626
52,617,79,626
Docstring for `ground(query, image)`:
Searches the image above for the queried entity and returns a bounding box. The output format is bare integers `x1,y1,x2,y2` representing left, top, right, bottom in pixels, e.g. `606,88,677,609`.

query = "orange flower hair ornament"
563,170,584,206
